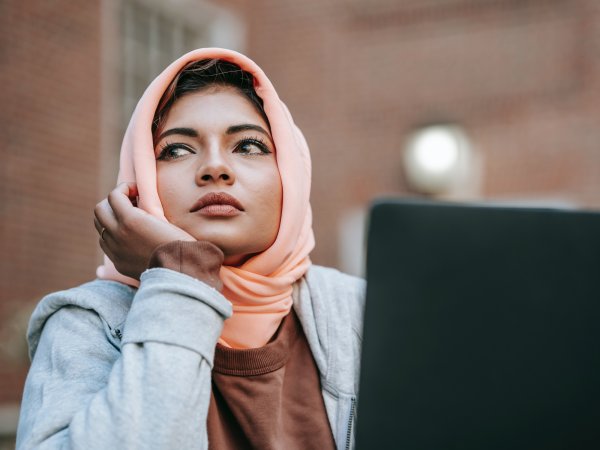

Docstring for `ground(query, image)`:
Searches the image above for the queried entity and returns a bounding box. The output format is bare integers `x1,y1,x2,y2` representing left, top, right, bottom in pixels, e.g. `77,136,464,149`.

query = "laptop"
356,199,600,449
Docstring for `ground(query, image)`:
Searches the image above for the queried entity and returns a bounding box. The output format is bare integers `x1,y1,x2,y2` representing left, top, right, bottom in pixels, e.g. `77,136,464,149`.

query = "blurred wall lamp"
402,124,474,196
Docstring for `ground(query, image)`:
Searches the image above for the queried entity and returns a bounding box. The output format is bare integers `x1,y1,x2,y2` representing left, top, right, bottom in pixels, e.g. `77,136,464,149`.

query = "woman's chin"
179,226,274,266
195,238,255,266
223,253,253,267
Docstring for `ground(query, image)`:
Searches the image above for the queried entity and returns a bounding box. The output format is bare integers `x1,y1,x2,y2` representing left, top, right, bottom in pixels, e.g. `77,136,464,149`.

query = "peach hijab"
97,48,315,349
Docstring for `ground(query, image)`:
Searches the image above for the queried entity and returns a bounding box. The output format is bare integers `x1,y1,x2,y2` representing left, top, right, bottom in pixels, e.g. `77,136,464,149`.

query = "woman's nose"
195,152,236,186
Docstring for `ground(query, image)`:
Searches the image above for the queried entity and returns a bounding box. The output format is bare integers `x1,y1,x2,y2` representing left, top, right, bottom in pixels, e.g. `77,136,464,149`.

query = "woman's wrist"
148,240,224,290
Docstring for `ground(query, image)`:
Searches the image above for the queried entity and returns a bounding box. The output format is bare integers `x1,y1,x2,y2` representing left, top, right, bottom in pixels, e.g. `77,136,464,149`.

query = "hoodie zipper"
345,397,356,450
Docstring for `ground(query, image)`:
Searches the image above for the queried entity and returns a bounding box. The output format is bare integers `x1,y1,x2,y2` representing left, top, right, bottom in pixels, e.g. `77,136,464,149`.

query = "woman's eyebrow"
157,127,198,141
227,124,271,139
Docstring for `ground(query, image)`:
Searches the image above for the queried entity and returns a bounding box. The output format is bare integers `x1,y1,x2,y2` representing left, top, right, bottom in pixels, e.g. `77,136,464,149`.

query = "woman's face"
155,86,282,266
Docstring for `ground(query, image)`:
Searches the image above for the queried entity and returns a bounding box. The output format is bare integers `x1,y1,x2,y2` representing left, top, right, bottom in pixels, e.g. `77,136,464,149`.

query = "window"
118,0,244,131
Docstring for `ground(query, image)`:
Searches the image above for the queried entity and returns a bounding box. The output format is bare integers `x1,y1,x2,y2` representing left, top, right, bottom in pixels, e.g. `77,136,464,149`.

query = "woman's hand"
94,182,196,280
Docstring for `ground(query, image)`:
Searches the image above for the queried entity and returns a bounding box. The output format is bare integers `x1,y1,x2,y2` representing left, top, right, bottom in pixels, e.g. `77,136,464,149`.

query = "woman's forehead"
162,87,270,133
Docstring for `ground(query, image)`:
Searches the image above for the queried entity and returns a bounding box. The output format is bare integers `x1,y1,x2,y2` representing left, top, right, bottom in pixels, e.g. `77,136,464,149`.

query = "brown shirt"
149,241,336,450
207,309,336,450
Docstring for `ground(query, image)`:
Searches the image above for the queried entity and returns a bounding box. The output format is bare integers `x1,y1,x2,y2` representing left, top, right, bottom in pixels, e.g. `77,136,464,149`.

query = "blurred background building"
1,0,599,445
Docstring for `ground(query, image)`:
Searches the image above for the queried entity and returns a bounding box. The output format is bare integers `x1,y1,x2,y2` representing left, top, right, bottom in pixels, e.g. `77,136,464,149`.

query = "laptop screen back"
356,200,600,449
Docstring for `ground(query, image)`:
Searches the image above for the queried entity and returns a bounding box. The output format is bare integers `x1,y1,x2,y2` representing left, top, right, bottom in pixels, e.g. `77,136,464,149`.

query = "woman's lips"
196,204,241,217
190,192,244,217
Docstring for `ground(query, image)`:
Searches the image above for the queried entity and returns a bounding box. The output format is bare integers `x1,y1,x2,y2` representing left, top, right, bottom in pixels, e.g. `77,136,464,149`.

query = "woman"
16,48,365,450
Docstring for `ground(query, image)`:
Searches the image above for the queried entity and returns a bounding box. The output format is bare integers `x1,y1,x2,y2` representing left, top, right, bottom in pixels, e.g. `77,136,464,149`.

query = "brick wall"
225,0,600,267
0,0,102,410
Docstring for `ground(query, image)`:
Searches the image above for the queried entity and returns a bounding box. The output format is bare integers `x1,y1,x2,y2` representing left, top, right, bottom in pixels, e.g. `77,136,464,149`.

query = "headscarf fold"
97,48,315,348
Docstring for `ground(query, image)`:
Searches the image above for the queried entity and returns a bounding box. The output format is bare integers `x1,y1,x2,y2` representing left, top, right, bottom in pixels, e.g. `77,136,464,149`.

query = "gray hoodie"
16,265,365,450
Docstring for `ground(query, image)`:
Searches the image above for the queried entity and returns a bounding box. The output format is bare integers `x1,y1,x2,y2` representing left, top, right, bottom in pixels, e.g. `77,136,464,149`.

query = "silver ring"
101,227,107,241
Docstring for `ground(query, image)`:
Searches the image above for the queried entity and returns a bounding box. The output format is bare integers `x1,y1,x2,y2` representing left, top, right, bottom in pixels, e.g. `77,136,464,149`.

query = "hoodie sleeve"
16,245,232,450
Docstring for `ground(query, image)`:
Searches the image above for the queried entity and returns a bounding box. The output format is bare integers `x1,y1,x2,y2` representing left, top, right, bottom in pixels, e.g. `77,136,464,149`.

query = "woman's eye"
235,139,271,156
157,144,193,160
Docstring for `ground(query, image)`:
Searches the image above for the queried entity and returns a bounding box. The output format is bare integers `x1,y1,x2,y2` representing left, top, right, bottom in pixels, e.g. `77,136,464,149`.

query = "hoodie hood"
97,48,315,348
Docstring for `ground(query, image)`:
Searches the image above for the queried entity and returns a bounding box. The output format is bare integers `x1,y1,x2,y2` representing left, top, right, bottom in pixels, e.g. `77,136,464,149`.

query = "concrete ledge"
0,404,19,436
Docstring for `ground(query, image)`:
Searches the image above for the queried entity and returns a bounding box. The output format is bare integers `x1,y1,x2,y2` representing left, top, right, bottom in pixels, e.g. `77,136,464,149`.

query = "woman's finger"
107,183,140,222
94,198,118,231
93,217,114,241
93,217,102,234
98,234,115,260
